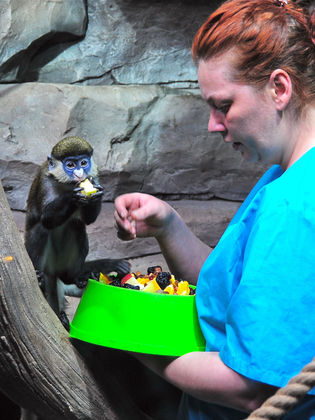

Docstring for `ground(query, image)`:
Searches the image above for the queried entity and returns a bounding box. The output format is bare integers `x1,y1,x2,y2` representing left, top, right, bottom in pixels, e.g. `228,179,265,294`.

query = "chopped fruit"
136,276,151,285
125,276,144,290
164,284,175,295
108,271,118,277
156,272,171,290
99,265,195,295
99,272,112,284
124,283,140,290
121,273,135,285
79,178,98,196
142,279,161,293
177,281,190,295
147,265,162,275
110,279,123,287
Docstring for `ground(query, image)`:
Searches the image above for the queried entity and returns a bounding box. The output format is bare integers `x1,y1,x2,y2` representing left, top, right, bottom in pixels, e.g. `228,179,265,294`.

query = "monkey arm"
31,173,78,229
41,188,103,229
75,182,103,225
78,258,131,284
81,198,102,225
40,194,78,229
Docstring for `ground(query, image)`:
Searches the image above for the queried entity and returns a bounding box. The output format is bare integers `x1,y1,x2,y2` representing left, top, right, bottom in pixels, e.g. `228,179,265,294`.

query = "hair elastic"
275,0,288,6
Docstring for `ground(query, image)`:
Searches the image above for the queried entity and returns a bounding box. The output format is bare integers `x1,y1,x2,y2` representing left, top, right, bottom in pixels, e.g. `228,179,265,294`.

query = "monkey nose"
73,168,85,181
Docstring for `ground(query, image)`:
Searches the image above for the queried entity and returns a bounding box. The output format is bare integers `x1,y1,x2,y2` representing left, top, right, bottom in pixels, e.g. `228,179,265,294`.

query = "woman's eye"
217,103,231,114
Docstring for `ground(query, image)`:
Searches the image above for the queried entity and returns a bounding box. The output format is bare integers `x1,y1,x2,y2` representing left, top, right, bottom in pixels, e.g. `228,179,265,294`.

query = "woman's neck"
284,104,315,170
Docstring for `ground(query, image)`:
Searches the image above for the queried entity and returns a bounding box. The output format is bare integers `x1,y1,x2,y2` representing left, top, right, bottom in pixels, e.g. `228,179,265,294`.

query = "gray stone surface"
0,0,220,86
0,0,87,82
0,83,267,211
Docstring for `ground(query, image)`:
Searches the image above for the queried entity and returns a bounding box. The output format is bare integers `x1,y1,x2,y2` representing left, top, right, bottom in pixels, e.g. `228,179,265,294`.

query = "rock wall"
0,0,267,270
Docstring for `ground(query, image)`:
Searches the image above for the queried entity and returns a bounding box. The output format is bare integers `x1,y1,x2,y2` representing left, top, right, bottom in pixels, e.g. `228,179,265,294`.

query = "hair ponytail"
296,0,315,43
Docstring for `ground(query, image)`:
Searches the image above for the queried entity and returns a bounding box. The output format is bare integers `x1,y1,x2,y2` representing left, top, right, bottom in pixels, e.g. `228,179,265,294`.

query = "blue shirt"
180,148,315,419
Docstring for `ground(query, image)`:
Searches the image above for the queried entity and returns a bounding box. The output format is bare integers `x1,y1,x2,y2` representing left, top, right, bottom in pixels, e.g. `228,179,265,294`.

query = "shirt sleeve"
219,194,315,391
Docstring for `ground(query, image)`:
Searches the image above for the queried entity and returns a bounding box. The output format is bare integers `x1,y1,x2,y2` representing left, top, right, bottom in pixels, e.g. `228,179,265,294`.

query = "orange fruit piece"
99,272,112,284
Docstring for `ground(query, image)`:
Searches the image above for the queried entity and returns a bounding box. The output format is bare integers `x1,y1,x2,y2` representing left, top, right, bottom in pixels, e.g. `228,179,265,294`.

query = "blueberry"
156,272,171,290
123,283,140,290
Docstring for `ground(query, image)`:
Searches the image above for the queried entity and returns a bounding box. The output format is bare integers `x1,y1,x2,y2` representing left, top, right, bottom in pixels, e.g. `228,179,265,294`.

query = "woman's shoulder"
265,148,315,197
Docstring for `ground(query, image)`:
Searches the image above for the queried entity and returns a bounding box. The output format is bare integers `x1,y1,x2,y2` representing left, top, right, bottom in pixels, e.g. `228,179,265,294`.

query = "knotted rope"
245,356,315,419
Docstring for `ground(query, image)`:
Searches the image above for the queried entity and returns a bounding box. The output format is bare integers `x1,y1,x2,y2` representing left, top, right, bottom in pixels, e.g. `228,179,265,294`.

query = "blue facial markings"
62,155,91,179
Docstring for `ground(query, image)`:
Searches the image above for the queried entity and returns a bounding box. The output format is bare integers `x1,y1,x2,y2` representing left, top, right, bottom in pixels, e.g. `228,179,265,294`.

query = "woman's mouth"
232,142,242,151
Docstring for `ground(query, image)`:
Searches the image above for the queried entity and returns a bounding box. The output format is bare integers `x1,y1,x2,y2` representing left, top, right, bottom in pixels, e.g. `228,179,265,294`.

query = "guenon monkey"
25,136,104,330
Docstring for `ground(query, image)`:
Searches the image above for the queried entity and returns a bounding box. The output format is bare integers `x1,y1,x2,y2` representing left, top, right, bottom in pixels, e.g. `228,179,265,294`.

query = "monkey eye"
80,159,89,168
65,160,76,169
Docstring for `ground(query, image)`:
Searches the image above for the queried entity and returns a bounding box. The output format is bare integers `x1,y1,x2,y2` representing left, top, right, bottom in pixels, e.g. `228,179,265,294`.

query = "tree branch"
0,179,151,420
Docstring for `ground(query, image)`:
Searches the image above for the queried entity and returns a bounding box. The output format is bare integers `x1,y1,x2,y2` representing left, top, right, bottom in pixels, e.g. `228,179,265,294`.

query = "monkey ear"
47,155,54,169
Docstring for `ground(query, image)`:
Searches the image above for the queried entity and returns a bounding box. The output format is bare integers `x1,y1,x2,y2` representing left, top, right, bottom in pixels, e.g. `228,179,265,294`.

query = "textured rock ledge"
0,83,266,211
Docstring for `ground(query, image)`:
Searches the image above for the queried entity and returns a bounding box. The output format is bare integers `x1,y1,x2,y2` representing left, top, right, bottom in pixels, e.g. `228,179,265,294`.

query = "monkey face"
62,154,91,182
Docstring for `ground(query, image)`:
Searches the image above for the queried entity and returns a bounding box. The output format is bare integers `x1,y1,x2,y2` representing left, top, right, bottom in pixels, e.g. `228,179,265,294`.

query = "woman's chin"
233,144,258,163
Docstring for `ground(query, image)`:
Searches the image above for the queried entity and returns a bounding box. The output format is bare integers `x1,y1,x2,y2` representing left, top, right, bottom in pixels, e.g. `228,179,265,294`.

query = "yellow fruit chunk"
99,272,111,284
170,274,176,285
177,280,190,295
80,179,98,196
164,284,174,295
143,279,161,293
136,276,151,285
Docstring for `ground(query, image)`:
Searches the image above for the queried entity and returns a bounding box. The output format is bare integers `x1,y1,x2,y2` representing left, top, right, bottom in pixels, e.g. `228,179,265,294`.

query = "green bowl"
70,279,205,356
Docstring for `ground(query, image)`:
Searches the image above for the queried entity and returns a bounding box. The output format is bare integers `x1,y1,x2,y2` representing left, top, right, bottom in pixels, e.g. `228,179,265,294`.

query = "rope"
244,356,315,419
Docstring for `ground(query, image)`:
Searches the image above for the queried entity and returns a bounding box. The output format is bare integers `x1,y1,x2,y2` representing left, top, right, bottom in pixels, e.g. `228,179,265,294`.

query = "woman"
114,0,315,418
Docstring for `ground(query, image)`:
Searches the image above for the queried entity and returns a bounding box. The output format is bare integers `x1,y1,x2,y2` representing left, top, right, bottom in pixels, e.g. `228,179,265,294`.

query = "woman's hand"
114,192,211,282
114,193,175,240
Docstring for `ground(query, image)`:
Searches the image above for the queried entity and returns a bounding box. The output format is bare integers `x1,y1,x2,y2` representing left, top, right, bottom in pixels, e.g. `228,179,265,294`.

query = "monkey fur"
25,136,104,330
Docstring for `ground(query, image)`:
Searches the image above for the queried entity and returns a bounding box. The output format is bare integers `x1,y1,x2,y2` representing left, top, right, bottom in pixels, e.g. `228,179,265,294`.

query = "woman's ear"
269,69,292,111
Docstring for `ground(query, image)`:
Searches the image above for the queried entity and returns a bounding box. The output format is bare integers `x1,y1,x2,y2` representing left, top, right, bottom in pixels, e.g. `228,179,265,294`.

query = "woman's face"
198,55,284,165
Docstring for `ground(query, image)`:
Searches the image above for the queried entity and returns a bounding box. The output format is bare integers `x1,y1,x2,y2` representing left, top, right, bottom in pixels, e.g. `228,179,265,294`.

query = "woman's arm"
135,351,277,413
114,193,211,283
115,193,276,412
155,205,211,283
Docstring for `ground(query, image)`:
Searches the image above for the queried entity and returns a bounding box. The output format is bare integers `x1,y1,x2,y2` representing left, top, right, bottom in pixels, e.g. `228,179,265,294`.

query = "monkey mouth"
73,169,85,181
74,175,86,182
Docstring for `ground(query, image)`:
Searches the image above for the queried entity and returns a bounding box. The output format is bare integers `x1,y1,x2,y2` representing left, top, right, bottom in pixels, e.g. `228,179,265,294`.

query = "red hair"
192,0,315,113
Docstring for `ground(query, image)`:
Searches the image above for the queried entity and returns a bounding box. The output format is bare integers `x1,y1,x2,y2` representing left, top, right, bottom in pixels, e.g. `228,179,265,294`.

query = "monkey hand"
89,183,104,201
72,186,101,205
36,270,45,294
72,186,91,206
76,275,89,289
87,177,104,201
73,180,103,205
59,311,70,331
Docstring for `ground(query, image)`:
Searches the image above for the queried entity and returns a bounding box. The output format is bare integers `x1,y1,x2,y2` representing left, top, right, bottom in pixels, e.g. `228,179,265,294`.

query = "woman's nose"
208,110,226,133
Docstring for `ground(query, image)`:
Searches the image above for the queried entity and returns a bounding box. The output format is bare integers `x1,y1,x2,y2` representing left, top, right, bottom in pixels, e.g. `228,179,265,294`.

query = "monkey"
22,135,131,420
24,136,105,330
